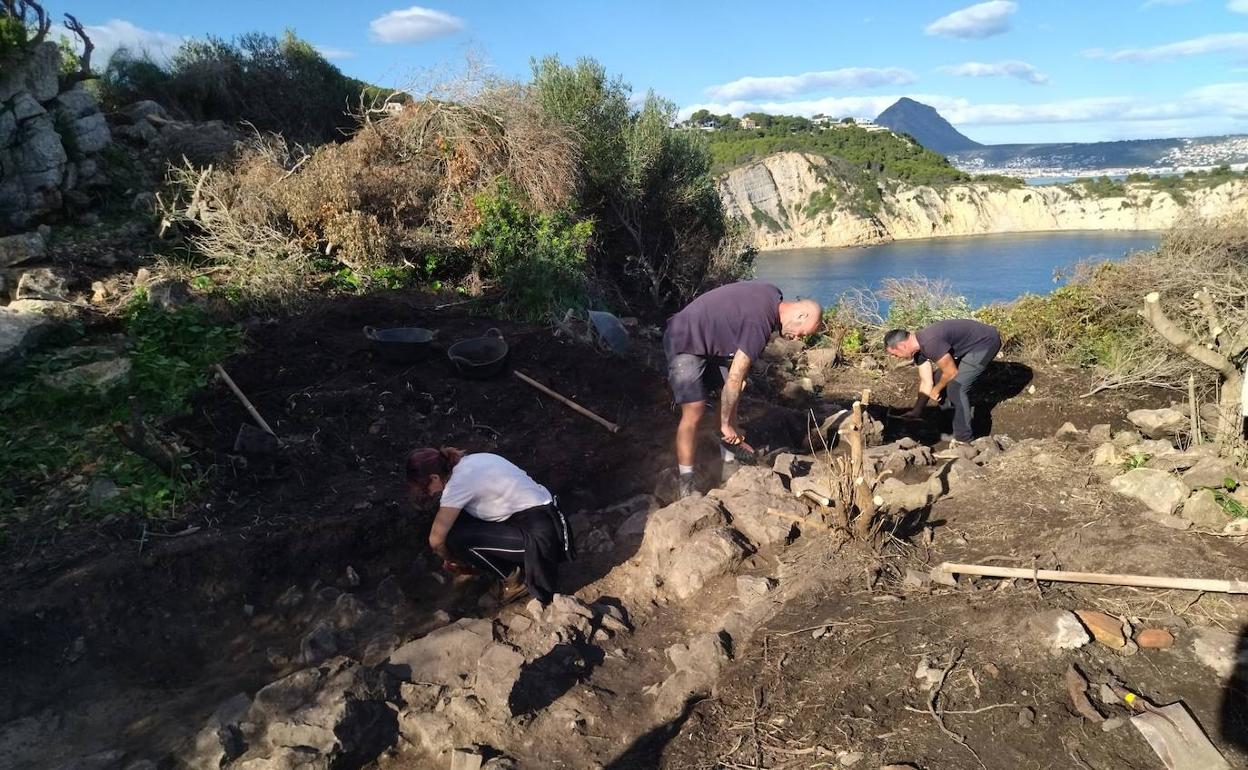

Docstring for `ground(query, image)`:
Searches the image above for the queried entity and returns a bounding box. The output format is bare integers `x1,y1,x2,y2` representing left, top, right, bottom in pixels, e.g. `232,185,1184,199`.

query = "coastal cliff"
718,151,1248,250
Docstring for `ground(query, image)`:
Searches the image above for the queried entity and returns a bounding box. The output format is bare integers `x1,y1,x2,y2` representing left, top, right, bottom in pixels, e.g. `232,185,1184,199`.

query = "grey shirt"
665,282,782,360
914,319,1000,364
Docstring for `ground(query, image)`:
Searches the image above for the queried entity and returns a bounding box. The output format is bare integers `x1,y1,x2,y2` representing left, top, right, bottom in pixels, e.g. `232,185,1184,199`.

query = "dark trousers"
444,504,568,603
934,341,1000,441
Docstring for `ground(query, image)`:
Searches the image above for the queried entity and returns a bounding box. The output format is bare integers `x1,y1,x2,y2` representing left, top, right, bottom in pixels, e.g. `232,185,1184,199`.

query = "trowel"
1109,684,1229,770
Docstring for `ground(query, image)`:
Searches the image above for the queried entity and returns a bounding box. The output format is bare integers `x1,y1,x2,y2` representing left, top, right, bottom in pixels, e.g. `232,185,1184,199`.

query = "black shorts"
664,331,731,405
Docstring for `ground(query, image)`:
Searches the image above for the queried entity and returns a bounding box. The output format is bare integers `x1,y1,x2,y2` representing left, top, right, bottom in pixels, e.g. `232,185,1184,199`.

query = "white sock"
721,445,737,462
678,465,694,476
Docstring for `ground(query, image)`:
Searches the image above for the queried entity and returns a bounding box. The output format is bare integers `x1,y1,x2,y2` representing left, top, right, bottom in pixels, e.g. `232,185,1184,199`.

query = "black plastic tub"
447,328,509,379
363,326,435,363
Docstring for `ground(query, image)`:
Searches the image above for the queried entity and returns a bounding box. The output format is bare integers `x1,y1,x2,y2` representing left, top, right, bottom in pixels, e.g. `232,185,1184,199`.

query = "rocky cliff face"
719,152,1248,251
0,42,112,234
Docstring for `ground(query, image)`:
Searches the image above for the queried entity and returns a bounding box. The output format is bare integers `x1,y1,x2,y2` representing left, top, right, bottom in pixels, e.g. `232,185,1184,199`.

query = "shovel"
1110,685,1229,770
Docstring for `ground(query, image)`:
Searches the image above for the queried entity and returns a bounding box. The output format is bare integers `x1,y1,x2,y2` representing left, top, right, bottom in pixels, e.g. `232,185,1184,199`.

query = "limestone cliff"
718,151,1248,251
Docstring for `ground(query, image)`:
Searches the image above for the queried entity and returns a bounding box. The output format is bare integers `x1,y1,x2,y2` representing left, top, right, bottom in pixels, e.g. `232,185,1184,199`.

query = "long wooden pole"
214,364,278,438
513,370,621,434
937,562,1248,594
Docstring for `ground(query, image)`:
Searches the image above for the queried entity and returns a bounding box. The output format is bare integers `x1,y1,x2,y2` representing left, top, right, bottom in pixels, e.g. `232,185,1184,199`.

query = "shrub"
880,276,972,330
97,30,393,145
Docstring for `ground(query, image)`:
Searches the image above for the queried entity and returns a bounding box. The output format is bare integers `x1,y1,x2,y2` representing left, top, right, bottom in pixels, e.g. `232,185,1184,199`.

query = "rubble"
1127,408,1187,439
1109,469,1189,515
1181,490,1230,528
1024,610,1090,652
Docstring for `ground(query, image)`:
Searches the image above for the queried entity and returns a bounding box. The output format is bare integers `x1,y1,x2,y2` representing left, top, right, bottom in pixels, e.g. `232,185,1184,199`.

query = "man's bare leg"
676,400,705,467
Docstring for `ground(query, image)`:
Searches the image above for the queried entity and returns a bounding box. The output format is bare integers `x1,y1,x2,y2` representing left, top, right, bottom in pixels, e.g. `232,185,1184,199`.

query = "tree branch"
1140,292,1237,379
61,13,95,84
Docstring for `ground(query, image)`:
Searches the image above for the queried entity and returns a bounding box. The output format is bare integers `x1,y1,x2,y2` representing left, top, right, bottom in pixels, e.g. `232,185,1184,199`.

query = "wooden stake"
936,562,1248,594
1189,374,1202,445
513,370,621,434
214,364,279,438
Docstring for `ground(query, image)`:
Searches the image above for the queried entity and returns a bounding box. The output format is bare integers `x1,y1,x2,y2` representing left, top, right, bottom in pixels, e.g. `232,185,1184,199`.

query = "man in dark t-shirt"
884,319,1002,452
665,281,821,498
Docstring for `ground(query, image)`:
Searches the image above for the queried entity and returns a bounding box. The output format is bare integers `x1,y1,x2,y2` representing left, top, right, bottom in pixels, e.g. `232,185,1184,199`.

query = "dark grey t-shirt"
914,319,1000,364
665,281,782,360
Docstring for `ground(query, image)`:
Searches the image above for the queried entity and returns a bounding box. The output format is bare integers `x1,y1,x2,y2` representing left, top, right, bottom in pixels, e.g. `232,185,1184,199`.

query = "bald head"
778,298,823,339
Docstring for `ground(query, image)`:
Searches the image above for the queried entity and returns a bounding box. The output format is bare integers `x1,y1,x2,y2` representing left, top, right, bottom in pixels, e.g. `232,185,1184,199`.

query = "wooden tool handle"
937,562,1247,594
513,370,621,434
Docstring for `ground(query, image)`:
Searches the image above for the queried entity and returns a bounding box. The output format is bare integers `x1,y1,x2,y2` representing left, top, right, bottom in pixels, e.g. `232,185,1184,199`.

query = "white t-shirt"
439,453,553,522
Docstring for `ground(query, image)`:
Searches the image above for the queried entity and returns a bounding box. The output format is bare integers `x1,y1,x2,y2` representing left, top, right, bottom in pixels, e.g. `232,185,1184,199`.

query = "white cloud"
924,1,1018,39
51,18,185,66
315,46,356,60
705,68,916,101
1086,32,1248,61
940,60,1049,84
678,82,1248,134
1231,0,1248,12
369,6,464,44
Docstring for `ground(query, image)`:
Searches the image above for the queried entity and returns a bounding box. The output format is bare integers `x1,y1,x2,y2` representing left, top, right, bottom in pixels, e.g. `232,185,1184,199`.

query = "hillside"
718,151,1248,250
875,96,982,154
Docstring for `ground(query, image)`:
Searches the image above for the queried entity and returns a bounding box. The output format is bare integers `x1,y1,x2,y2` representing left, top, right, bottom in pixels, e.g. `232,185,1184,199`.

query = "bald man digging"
664,281,822,498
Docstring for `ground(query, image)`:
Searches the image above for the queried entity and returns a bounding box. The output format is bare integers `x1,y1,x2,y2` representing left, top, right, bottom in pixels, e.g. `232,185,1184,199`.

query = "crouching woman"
406,447,574,604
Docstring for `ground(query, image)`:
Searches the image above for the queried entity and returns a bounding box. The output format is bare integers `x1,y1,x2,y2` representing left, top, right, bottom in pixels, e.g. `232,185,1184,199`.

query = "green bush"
470,183,594,320
881,277,971,330
97,30,395,145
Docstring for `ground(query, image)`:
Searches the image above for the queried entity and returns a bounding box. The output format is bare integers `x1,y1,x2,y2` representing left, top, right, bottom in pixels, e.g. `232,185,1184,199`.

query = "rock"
184,693,250,770
86,477,120,505
639,496,728,560
1112,429,1142,448
1089,424,1112,443
1055,422,1081,441
1024,609,1090,652
858,355,880,370
240,656,397,767
121,100,170,124
114,120,159,145
873,477,933,514
1142,510,1192,530
1181,489,1230,529
838,751,864,767
0,230,47,267
736,575,776,600
662,527,747,600
902,569,931,591
1074,610,1126,650
654,631,731,718
1224,519,1248,536
397,710,453,757
299,620,338,665
1092,442,1122,466
724,465,789,496
474,643,525,717
15,266,69,299
147,279,192,310
130,190,157,214
450,749,485,770
1145,451,1207,472
1136,628,1175,649
41,358,132,392
709,488,800,548
1182,457,1244,490
913,657,944,690
1109,469,1188,515
804,347,839,378
373,575,405,608
0,306,54,366
1190,626,1248,680
1128,408,1186,439
386,618,494,685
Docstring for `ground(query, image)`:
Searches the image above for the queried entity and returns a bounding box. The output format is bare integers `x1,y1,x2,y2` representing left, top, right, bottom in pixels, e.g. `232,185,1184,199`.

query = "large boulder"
0,229,47,267
236,656,398,769
1127,408,1186,439
0,41,60,103
708,487,800,549
1182,457,1245,490
639,496,728,561
183,693,250,770
1109,469,1188,515
661,527,747,600
653,631,731,719
385,618,494,686
0,305,54,366
40,357,132,392
15,265,69,299
1181,490,1230,529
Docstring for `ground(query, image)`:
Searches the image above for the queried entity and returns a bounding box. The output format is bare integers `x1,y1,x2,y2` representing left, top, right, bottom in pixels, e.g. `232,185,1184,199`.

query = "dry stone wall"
0,41,112,234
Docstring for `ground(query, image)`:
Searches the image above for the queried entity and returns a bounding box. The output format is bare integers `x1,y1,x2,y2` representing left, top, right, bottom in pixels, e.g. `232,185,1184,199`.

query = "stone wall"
0,41,112,234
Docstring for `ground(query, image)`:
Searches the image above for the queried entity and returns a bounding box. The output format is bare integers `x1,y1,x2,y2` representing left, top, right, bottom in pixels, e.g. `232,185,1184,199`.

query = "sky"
42,0,1248,144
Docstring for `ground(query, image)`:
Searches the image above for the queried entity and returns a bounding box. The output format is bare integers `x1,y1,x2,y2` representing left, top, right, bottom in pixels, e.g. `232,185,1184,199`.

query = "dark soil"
0,292,1196,769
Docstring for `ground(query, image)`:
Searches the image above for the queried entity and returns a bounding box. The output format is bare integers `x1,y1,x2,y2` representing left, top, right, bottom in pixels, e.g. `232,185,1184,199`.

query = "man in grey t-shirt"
884,319,1002,453
664,281,822,498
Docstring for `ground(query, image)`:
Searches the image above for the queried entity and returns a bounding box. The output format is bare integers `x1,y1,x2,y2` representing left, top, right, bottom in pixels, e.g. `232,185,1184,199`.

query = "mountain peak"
876,99,981,155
